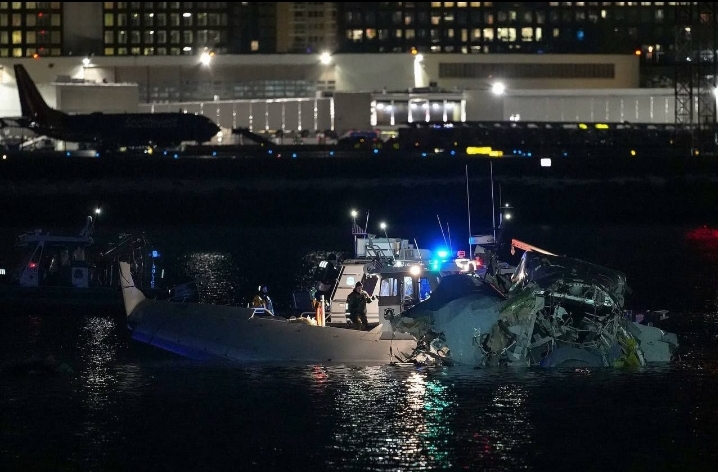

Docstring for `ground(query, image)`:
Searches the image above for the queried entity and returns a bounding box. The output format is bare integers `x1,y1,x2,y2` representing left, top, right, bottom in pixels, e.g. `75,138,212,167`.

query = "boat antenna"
490,161,496,241
437,215,448,248
364,210,370,239
413,238,423,262
465,164,471,256
447,222,453,254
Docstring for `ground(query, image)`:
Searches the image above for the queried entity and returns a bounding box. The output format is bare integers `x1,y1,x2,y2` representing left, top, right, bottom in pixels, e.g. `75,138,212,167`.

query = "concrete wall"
57,84,139,114
0,52,640,98
501,89,674,123
141,97,335,132
0,83,57,116
333,93,371,131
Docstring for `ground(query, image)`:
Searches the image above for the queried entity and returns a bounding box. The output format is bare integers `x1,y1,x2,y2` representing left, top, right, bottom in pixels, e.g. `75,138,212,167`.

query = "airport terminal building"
0,52,675,144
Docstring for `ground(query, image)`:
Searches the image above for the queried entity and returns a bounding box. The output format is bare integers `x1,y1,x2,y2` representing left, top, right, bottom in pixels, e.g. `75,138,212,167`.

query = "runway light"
319,51,332,65
200,52,211,65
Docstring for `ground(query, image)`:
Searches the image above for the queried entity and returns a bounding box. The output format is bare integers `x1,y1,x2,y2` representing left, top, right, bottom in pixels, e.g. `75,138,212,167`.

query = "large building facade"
0,3,695,61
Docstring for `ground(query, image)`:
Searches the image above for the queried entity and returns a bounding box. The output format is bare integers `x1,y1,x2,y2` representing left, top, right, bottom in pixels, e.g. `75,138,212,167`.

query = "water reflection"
76,316,121,467
180,252,243,305
469,383,532,471
312,366,456,471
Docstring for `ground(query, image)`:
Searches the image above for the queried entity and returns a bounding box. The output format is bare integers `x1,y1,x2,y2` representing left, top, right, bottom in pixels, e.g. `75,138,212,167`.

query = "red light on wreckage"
686,226,718,240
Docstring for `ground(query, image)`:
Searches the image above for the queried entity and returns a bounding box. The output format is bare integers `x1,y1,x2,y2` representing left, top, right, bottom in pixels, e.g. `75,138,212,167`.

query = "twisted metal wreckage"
386,240,679,368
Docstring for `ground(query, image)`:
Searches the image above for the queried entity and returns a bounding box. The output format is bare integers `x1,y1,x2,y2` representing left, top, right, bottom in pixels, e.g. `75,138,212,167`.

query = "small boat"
0,216,191,312
119,261,418,363
118,220,511,364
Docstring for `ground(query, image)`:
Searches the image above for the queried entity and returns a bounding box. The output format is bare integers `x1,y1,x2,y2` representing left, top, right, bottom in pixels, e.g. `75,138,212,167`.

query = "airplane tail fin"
13,64,59,122
119,261,146,317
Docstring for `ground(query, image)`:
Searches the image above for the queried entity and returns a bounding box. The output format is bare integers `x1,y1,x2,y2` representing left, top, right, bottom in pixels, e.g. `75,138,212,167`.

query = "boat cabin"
326,235,462,339
10,228,96,289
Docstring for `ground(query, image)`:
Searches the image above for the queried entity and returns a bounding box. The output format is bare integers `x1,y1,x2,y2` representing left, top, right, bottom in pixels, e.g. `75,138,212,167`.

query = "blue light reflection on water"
2,223,718,471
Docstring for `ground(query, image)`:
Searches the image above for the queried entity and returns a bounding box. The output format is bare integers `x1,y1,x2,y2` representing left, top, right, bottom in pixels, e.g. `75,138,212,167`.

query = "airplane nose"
200,121,220,141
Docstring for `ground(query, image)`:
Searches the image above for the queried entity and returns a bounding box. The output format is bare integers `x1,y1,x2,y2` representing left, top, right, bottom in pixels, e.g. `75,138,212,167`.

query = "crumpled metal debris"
387,251,679,368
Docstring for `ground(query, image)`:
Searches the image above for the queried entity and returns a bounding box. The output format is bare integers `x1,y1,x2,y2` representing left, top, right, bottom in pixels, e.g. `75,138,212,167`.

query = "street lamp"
491,82,506,95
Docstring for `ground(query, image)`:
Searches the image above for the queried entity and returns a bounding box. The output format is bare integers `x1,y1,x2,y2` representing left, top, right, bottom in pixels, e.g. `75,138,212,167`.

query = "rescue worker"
261,286,274,315
346,281,374,331
251,286,266,309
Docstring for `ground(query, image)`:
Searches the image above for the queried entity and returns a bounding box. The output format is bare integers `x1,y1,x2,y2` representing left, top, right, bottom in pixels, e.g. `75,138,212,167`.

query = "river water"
1,221,718,471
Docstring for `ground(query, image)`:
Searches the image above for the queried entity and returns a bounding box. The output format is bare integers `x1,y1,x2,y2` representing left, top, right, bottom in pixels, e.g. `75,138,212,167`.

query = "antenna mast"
490,161,496,241
465,164,471,256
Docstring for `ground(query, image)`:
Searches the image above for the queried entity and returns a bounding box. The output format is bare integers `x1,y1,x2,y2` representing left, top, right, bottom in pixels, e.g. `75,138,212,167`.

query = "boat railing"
364,242,394,270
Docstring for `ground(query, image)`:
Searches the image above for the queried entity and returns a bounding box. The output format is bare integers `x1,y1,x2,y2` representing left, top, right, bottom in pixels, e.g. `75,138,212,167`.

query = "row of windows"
344,8,669,26
438,62,616,79
0,46,60,57
103,2,228,10
104,29,223,45
103,12,226,27
136,79,321,103
104,46,223,55
0,13,60,26
345,2,679,8
0,30,61,44
0,2,61,10
344,24,655,42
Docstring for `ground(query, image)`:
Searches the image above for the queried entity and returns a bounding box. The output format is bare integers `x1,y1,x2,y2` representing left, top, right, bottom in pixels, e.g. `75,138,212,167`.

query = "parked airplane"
12,64,220,151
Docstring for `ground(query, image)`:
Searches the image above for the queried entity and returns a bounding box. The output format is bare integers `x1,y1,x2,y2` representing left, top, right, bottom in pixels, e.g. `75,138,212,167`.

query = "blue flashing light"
292,152,297,158
66,151,70,157
577,29,585,41
151,250,160,258
563,152,568,157
373,149,379,154
163,151,168,156
450,150,456,156
95,152,100,158
329,151,334,156
268,149,273,154
527,152,532,157
212,151,217,156
421,152,427,157
430,260,440,270
436,249,449,259
173,153,178,159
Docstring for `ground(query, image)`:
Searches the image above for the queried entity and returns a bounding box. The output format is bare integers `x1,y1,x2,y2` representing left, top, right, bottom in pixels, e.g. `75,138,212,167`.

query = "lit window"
251,40,258,51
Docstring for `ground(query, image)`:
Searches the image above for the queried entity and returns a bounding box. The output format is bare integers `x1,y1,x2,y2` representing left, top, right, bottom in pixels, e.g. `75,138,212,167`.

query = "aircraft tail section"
13,64,63,123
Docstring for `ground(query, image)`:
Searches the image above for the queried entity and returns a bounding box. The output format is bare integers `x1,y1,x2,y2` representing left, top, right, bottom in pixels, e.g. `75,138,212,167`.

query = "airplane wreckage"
118,237,678,368
387,240,679,368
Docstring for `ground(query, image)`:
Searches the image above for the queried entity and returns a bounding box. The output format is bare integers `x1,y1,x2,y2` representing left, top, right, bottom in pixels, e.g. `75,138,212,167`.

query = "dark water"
2,222,718,472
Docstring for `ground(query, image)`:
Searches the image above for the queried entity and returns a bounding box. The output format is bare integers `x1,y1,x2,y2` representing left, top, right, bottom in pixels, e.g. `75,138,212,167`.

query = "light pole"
94,207,101,233
351,209,358,257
